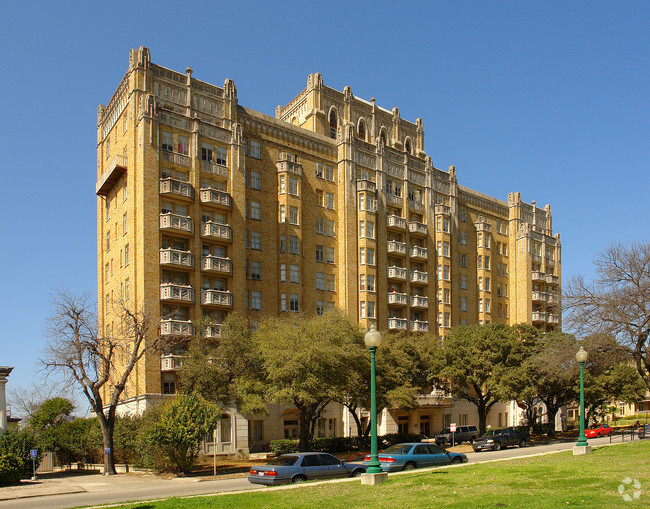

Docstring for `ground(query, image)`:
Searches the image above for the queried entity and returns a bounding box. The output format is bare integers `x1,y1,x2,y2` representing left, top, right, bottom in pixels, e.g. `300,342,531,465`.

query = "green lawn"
116,441,650,508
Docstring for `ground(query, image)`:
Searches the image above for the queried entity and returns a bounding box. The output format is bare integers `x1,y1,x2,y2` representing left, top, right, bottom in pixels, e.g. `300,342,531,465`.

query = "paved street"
0,436,634,509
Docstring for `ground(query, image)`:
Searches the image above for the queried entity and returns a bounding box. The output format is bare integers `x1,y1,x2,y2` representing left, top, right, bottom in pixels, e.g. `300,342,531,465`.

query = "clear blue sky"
1,1,648,400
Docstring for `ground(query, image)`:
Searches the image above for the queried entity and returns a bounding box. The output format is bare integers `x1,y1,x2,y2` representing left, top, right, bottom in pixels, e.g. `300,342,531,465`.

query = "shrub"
379,433,421,447
312,437,354,453
269,439,299,455
0,427,38,474
0,453,24,486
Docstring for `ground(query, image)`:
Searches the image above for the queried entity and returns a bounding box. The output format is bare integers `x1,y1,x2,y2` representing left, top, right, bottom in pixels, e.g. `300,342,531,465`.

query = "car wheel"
519,439,527,448
494,442,502,451
403,462,416,471
596,433,601,438
452,457,462,465
470,437,476,444
351,469,363,478
291,475,307,484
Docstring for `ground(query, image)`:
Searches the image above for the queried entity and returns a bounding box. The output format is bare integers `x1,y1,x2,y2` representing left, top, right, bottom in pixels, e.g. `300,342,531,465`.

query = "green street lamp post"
364,328,383,474
576,346,589,448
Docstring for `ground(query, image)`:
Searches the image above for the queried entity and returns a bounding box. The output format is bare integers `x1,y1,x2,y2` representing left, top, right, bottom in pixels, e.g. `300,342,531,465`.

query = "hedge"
0,453,24,486
269,433,422,455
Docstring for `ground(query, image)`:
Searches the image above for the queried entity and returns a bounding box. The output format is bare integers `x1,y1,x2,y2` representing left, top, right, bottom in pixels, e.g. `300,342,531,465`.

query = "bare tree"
564,241,650,390
41,289,156,475
8,381,73,422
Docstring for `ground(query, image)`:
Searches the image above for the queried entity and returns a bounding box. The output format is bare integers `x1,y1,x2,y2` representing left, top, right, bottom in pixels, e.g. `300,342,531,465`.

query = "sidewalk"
0,471,95,501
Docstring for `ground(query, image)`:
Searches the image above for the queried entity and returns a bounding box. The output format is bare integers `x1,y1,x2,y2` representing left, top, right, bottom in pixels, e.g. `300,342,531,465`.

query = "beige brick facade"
96,47,561,446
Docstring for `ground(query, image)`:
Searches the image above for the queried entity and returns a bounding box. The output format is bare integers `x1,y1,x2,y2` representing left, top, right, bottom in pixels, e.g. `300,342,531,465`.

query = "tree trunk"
96,406,117,475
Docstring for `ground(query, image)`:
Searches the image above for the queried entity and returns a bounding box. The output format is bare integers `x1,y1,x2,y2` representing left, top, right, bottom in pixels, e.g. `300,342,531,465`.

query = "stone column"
0,367,14,432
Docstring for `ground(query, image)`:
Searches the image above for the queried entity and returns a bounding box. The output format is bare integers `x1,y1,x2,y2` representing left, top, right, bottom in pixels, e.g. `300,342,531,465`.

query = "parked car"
248,452,366,485
585,423,613,438
472,427,530,452
434,425,479,446
637,424,650,439
363,442,468,472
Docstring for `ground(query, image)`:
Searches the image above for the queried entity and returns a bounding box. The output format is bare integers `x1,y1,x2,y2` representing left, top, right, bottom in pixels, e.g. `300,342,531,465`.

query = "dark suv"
434,425,479,446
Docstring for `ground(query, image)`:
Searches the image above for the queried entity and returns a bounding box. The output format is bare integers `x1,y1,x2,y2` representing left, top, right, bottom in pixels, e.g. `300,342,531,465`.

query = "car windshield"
382,444,413,455
440,428,451,434
483,429,502,436
267,456,298,466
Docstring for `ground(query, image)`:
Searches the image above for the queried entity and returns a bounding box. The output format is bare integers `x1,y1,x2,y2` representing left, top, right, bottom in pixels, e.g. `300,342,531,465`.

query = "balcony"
531,254,542,264
161,150,191,168
387,240,407,256
386,193,403,207
387,266,407,280
387,292,408,306
159,178,195,200
160,354,184,372
417,389,454,407
201,160,229,179
531,291,548,303
410,295,429,308
532,271,546,282
356,179,376,192
159,283,195,303
201,289,233,308
411,320,429,333
96,154,127,196
532,311,547,324
160,213,193,235
200,188,232,209
408,221,427,236
545,257,555,268
434,204,451,216
387,215,407,230
159,248,194,270
201,255,232,275
546,275,559,286
408,200,424,214
547,314,560,325
410,270,429,285
200,221,233,243
410,246,428,260
388,318,408,331
547,292,559,305
276,160,303,176
160,319,194,337
475,221,491,232
203,323,222,339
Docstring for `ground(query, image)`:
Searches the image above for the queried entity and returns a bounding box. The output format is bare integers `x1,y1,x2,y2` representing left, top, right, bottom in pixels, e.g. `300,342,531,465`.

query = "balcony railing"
475,221,491,232
200,188,232,208
387,266,408,280
408,200,424,213
532,311,547,323
532,271,546,282
386,194,403,207
201,160,229,179
410,271,429,284
201,255,232,274
531,254,542,264
546,275,559,286
434,204,451,216
388,318,408,330
203,323,222,339
410,295,429,308
387,292,408,306
200,221,233,242
276,160,303,176
387,215,406,230
161,150,191,168
545,257,556,267
531,291,548,303
408,221,427,236
411,320,429,333
159,283,195,303
387,240,407,255
159,248,194,269
201,289,233,308
356,179,376,192
547,293,559,304
410,246,428,260
160,319,194,337
159,178,194,200
159,213,193,235
161,354,184,372
547,314,560,325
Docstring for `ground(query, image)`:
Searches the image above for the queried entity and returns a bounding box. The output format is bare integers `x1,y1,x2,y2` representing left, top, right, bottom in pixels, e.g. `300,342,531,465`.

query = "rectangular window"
124,244,129,265
359,247,365,265
122,213,127,235
289,206,299,225
162,131,174,151
250,231,261,250
326,220,335,237
460,208,466,222
485,234,491,249
201,142,213,161
316,300,325,316
251,291,262,310
367,301,375,318
215,146,227,166
443,218,450,232
250,201,261,220
290,264,300,283
250,261,261,280
289,294,299,312
443,265,450,280
460,253,467,267
460,296,467,311
443,241,450,256
486,299,491,313
250,140,261,159
250,171,261,190
279,204,286,223
279,175,286,194
477,233,483,248
316,244,324,262
316,217,324,234
177,135,189,155
326,274,335,292
280,234,286,253
485,277,491,292
360,301,366,318
366,221,374,239
359,274,366,291
289,177,299,196
478,277,483,291
326,192,335,209
106,231,111,251
367,248,375,265
460,275,468,290
444,288,451,304
358,193,365,211
289,235,299,254
316,162,324,178
478,255,483,269
359,220,365,238
125,278,130,300
367,275,375,292
437,241,442,257
444,312,450,328
316,190,324,207
316,272,325,290
325,165,334,181
485,256,490,270
280,293,287,311
326,247,335,264
460,231,467,245
436,216,441,232
437,265,443,280
280,264,286,282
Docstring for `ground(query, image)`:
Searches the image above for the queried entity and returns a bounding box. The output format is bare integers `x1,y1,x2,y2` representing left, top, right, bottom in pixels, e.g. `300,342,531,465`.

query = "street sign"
104,448,111,455
30,449,37,458
450,423,457,433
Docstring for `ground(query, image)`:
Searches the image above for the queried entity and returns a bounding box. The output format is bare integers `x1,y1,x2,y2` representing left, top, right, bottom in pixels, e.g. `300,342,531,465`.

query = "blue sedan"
363,442,468,472
248,452,366,485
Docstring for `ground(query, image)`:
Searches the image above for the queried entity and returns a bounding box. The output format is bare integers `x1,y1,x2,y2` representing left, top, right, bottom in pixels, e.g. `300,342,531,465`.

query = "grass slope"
118,441,650,508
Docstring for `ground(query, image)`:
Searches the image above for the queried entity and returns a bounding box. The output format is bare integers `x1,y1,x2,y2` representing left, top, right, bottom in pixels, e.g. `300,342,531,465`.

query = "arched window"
379,128,387,146
329,109,337,139
404,138,412,154
358,119,366,141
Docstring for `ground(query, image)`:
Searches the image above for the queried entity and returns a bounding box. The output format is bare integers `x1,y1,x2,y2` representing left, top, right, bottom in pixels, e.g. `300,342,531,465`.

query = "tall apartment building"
96,47,561,450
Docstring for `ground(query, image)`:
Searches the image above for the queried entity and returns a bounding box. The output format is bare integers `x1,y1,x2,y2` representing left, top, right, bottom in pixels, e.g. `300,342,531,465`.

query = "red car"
585,424,613,438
